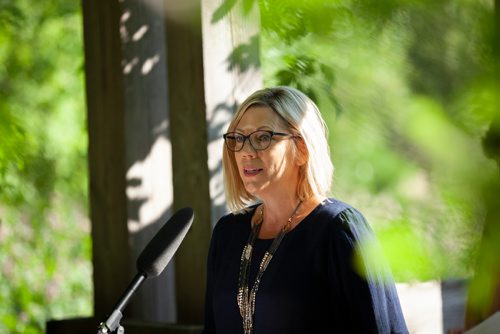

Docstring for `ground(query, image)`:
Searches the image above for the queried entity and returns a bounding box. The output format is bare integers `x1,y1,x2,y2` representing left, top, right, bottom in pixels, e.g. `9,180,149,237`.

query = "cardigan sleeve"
329,208,408,334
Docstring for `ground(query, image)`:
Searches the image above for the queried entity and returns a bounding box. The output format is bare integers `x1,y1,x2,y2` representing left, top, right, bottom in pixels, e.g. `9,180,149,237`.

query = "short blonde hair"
223,86,334,211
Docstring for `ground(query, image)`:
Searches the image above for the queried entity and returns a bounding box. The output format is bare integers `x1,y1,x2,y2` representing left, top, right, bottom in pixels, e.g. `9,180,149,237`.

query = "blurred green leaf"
259,0,496,282
211,0,238,23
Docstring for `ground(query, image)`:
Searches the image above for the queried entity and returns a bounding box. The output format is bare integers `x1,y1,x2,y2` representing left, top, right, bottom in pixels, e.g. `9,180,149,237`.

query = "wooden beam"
81,0,130,320
164,0,212,324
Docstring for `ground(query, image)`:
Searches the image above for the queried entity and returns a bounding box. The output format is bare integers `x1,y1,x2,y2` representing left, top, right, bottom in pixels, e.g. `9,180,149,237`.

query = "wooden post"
81,0,131,320
120,0,176,322
164,0,212,324
82,0,179,323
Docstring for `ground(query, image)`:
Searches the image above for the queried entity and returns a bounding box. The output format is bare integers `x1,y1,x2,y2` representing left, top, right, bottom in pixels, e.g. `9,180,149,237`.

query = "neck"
256,195,323,238
261,196,300,227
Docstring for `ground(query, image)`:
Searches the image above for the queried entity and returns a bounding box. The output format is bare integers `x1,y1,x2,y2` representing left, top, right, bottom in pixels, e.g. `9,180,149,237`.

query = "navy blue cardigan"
203,198,408,333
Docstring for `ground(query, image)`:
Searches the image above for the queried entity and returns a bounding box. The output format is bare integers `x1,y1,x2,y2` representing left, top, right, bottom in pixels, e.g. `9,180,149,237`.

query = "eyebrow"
234,125,273,133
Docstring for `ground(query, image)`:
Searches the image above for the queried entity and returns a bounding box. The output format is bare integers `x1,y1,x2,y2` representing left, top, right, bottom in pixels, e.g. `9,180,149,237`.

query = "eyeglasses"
223,130,295,152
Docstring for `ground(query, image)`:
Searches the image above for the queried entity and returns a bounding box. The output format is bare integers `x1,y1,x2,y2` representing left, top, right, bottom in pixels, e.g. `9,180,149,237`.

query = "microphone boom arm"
97,273,147,334
97,272,147,334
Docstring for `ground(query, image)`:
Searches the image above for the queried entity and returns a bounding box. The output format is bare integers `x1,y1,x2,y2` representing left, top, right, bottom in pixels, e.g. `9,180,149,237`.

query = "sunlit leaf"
211,0,238,23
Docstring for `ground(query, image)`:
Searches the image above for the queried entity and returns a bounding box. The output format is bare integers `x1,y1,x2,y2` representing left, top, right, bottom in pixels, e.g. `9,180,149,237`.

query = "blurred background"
0,0,498,333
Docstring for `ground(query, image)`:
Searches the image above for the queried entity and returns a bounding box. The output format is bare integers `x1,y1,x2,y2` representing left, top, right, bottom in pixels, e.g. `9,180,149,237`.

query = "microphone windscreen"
136,207,194,277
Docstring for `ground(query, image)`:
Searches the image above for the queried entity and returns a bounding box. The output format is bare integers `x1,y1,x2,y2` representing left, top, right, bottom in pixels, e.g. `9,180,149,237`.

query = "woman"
203,86,408,333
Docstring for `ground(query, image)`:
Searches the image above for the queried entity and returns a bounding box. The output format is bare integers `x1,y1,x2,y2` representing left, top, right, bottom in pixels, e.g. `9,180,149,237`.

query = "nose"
239,138,256,157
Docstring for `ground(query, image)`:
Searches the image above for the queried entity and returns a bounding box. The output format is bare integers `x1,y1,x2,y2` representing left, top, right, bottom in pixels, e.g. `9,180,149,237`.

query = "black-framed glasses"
223,130,295,152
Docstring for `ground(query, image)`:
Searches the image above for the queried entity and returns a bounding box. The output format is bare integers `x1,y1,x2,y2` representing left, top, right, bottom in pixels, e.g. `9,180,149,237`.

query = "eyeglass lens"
225,131,273,151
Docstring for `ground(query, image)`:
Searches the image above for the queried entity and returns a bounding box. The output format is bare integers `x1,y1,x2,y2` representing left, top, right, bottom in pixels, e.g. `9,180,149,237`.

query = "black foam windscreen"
136,207,194,277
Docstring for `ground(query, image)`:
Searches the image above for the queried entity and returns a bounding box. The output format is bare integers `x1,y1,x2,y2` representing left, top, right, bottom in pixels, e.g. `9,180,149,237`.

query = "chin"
244,187,258,196
243,183,261,197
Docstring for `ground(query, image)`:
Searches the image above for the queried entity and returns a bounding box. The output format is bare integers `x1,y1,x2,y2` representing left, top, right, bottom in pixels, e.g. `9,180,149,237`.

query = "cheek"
234,156,243,172
266,152,291,174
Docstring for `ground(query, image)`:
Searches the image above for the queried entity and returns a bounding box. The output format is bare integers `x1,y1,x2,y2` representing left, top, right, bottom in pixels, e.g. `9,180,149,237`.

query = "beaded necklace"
237,200,303,334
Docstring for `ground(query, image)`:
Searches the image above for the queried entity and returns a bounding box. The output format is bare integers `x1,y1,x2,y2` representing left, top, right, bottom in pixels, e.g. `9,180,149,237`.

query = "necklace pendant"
243,311,253,334
240,292,253,334
244,244,252,260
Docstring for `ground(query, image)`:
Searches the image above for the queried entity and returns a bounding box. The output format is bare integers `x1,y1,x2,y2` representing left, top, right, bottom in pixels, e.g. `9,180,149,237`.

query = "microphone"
97,207,194,334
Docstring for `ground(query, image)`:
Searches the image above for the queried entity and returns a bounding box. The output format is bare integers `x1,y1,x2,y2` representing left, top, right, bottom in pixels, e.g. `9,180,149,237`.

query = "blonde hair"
222,86,334,211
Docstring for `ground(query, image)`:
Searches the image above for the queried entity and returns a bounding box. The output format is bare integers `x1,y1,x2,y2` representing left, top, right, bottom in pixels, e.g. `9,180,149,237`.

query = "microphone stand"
96,207,194,333
96,273,147,334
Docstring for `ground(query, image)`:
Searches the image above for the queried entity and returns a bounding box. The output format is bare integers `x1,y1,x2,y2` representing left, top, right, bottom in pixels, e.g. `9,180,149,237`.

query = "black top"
203,198,408,334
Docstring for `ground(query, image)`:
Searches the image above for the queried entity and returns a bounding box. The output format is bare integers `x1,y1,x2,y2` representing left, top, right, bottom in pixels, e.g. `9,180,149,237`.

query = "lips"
243,167,263,176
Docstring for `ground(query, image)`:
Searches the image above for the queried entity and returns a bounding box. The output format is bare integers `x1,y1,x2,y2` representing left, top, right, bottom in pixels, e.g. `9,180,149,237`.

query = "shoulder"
212,204,257,234
315,198,373,239
316,198,366,224
315,198,352,218
208,205,257,254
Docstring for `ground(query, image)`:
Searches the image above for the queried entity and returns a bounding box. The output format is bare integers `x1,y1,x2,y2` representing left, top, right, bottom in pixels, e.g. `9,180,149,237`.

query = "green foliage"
0,1,91,333
255,0,498,281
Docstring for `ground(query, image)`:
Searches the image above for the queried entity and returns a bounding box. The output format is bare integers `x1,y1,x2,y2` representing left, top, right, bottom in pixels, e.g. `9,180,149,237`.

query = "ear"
294,137,308,167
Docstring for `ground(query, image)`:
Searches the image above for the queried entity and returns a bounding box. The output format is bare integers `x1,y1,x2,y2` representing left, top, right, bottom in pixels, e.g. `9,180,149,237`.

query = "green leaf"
211,0,238,23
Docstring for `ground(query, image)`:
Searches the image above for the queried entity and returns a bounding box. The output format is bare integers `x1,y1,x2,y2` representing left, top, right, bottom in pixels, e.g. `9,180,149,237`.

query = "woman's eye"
258,134,271,142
